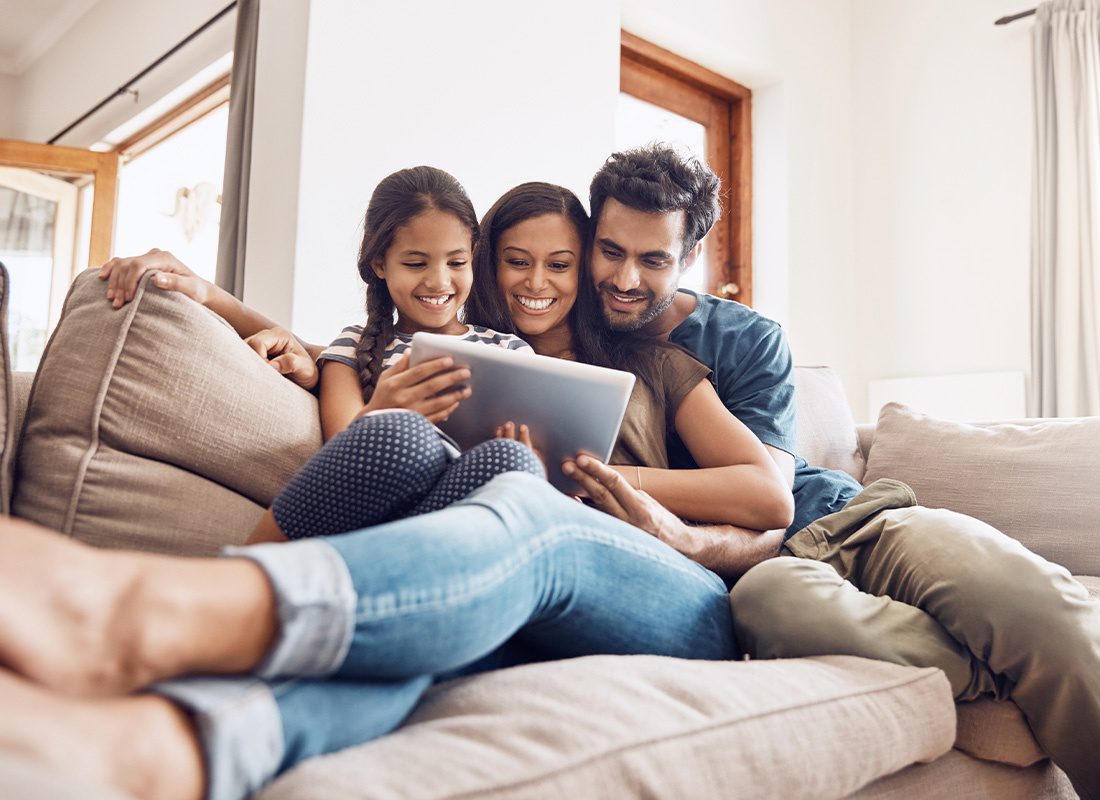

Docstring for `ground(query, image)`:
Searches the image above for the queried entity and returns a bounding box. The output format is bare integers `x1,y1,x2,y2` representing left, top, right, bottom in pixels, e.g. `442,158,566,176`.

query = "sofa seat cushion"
12,270,322,555
954,699,1046,767
862,403,1100,575
259,654,953,800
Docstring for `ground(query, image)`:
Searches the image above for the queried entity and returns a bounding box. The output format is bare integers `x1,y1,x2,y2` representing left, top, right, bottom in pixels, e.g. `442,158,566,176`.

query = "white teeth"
417,295,452,306
516,296,555,311
612,294,642,303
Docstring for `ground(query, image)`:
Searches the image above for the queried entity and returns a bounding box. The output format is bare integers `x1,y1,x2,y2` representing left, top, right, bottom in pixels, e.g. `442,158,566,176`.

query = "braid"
355,277,395,402
350,165,478,403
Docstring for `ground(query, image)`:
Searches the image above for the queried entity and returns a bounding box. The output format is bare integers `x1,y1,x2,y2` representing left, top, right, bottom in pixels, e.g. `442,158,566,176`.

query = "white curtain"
1030,0,1100,417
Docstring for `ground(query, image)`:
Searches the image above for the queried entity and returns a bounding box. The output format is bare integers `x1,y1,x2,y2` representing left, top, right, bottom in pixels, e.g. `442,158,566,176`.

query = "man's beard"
599,285,677,332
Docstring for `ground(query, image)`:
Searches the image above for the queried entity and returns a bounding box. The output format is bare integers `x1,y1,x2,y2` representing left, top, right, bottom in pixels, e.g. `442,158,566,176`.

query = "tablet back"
410,332,635,491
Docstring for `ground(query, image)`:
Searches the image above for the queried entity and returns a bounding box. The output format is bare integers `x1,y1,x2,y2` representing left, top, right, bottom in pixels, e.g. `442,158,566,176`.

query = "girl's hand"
245,327,319,390
362,353,471,423
495,421,545,470
562,455,685,544
98,249,211,309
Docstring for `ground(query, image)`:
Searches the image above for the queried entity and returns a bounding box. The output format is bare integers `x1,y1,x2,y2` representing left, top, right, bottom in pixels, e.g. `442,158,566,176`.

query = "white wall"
849,0,1033,420
621,0,860,412
14,0,232,145
248,0,621,343
0,74,18,139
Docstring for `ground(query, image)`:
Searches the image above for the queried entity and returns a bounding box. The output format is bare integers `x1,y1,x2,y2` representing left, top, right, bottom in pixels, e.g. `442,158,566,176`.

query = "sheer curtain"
1030,0,1100,417
215,0,259,298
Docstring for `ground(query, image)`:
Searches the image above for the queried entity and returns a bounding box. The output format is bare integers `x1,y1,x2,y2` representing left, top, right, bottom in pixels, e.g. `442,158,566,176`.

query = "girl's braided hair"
353,166,478,401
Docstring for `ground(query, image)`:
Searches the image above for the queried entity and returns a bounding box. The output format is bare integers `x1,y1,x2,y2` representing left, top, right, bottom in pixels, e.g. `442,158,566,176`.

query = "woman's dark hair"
465,181,675,392
354,166,478,401
589,143,721,259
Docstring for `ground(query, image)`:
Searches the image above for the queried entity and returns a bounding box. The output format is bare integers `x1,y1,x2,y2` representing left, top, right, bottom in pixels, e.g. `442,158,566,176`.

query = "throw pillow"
862,402,1100,575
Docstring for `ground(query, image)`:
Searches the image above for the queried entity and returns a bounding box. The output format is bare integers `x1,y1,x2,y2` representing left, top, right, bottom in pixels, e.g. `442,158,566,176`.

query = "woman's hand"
98,249,211,309
361,353,471,423
562,455,686,546
495,421,545,470
245,327,319,390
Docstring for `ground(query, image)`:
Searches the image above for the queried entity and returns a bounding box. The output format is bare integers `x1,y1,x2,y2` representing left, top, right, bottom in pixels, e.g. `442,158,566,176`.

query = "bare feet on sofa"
0,517,277,695
0,667,205,800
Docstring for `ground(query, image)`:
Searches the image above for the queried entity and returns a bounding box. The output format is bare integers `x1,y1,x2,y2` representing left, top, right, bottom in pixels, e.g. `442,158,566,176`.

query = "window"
109,73,230,285
617,32,752,305
0,141,119,371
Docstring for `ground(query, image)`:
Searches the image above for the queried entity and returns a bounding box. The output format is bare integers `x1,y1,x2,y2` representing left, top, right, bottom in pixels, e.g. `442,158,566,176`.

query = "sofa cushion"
954,699,1045,768
794,366,865,480
850,748,1074,800
258,654,954,800
12,269,322,555
862,403,1100,575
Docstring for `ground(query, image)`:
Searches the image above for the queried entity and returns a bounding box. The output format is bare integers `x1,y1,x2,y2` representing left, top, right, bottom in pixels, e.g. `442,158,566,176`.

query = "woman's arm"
615,380,794,531
99,251,324,373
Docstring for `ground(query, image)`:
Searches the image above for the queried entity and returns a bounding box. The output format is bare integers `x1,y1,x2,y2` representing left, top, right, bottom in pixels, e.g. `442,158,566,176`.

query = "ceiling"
0,0,100,75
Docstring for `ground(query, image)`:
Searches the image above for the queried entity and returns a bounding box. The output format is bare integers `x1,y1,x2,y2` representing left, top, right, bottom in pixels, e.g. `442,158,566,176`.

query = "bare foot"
0,517,277,695
0,667,205,800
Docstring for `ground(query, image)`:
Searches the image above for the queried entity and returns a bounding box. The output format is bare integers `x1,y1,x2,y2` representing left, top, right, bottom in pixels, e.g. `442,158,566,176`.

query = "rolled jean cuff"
153,677,283,800
222,539,356,678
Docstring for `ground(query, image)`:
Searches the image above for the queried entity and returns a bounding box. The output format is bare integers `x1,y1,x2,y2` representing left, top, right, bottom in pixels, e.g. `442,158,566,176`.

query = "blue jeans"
157,472,736,800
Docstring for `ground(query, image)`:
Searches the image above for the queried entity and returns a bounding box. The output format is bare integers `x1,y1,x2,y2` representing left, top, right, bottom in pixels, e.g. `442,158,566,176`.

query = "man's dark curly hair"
589,143,722,259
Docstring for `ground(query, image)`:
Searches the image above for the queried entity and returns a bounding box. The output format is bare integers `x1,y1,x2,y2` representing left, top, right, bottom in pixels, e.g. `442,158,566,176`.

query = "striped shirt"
318,324,531,374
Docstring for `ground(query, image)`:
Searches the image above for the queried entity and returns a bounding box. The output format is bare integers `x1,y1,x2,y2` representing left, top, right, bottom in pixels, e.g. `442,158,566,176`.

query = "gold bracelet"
635,465,642,491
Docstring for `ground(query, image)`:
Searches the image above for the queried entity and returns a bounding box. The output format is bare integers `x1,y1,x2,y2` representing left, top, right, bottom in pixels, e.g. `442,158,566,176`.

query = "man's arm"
564,456,785,582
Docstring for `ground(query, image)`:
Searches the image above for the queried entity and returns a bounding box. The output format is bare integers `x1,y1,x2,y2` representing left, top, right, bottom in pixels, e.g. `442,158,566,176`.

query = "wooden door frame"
620,31,752,306
0,139,120,268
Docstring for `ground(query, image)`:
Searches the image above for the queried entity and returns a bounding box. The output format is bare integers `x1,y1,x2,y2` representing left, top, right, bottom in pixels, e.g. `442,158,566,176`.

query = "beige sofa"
1,268,1093,799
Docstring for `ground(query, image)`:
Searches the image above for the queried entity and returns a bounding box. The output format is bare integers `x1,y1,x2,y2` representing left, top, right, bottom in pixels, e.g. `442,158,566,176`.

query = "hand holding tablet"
409,332,636,491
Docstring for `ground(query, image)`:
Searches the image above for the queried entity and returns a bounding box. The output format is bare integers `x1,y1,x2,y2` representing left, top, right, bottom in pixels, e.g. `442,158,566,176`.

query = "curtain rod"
48,1,237,145
994,8,1037,25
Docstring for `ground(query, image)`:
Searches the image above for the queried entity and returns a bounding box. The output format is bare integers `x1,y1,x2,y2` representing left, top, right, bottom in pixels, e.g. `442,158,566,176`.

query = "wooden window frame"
112,72,231,162
620,31,752,306
0,139,119,268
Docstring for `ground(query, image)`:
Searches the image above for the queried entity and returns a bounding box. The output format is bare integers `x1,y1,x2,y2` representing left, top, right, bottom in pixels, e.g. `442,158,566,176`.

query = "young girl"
245,166,543,543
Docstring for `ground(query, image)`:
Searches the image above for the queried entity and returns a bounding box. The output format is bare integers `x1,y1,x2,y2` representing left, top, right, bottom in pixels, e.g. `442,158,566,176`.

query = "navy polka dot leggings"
271,410,546,540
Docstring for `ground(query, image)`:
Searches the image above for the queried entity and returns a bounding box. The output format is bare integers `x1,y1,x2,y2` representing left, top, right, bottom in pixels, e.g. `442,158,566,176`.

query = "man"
577,143,1100,799
587,144,862,551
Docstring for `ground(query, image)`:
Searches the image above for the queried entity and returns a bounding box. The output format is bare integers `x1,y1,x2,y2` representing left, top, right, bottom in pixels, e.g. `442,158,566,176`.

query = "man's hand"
362,353,471,423
98,249,211,309
563,455,688,548
245,327,319,390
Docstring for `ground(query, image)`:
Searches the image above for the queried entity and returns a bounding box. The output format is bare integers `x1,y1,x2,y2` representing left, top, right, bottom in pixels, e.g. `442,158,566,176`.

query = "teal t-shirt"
666,290,861,536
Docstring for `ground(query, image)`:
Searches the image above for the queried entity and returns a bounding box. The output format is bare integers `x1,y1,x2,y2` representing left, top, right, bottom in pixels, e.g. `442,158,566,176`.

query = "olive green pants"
730,479,1100,800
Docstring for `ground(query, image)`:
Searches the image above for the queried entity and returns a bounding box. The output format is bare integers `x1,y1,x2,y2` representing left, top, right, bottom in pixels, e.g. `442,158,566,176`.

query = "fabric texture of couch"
0,268,1090,798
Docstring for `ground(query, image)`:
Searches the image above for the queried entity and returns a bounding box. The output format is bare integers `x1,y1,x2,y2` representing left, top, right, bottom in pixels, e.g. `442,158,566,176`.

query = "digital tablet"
409,332,636,492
